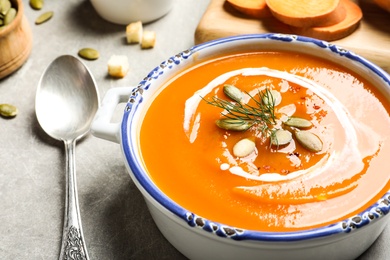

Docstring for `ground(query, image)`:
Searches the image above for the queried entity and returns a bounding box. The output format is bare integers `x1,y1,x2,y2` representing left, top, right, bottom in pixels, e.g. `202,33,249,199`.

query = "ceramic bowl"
91,34,390,260
90,0,174,24
0,0,32,80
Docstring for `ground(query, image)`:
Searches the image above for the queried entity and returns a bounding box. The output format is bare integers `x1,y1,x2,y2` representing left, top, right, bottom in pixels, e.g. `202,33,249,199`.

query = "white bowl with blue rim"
91,33,390,260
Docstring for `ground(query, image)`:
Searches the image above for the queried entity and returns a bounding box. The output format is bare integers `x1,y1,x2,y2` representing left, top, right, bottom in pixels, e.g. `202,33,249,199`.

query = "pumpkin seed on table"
0,103,18,117
30,0,44,10
223,84,243,103
270,129,292,147
78,48,100,60
35,11,53,25
284,116,313,129
216,118,253,131
233,138,256,158
295,131,323,153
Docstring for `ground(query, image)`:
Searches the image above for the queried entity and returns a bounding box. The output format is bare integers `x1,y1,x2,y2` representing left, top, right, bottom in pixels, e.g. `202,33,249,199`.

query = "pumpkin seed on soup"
270,129,292,146
223,84,243,103
216,118,252,131
78,48,99,60
295,131,323,152
284,116,313,129
262,89,282,106
30,0,44,10
35,11,53,25
0,103,18,117
233,138,256,158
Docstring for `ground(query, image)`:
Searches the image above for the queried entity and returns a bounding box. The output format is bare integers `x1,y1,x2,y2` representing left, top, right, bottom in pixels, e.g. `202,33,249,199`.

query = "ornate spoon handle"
59,139,89,260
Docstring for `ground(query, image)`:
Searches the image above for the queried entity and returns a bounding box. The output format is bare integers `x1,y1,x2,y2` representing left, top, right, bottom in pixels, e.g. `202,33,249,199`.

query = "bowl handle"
91,87,133,143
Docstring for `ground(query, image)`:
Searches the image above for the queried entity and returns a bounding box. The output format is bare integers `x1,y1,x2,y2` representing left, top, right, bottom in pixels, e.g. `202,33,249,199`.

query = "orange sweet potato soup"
139,51,390,232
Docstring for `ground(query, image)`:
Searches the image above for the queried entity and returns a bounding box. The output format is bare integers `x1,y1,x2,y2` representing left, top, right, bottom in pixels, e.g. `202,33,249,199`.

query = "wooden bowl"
0,0,33,79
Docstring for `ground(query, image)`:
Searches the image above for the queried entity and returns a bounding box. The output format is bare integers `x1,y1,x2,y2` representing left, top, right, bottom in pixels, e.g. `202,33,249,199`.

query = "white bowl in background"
90,0,173,24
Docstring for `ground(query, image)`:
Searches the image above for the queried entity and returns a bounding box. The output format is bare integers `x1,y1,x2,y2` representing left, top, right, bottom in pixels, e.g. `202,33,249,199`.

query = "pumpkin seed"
29,0,44,10
78,48,99,60
35,11,53,25
3,7,15,25
216,118,252,131
223,84,243,103
0,0,11,16
262,89,282,106
270,129,292,146
284,116,313,129
233,138,256,158
0,0,14,28
295,131,323,152
0,103,18,117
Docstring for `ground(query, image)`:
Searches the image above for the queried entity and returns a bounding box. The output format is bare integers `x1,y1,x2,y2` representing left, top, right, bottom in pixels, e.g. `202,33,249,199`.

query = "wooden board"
195,0,390,73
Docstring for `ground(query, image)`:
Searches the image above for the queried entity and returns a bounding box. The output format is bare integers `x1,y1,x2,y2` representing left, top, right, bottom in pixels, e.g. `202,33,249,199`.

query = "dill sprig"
202,85,323,153
203,88,277,137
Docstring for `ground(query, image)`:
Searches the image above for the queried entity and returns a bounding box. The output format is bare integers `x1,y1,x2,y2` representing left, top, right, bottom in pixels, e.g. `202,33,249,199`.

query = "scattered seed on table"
0,103,18,118
29,0,44,10
35,11,53,25
78,48,100,60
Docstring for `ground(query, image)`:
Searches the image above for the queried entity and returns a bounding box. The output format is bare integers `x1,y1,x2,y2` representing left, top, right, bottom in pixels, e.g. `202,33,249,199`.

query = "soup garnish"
203,84,324,153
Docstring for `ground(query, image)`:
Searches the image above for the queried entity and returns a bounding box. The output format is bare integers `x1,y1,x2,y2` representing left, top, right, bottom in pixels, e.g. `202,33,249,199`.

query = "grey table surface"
0,0,389,259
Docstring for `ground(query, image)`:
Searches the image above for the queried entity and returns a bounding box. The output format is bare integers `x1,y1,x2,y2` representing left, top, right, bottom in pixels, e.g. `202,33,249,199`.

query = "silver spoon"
35,55,99,260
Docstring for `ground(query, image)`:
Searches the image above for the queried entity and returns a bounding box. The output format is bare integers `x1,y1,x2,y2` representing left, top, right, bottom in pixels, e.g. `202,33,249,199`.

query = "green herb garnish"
202,84,322,153
203,86,277,138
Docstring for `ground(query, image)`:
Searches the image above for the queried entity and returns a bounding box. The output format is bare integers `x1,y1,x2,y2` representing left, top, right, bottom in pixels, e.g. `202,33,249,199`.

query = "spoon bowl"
36,55,99,141
35,55,99,259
